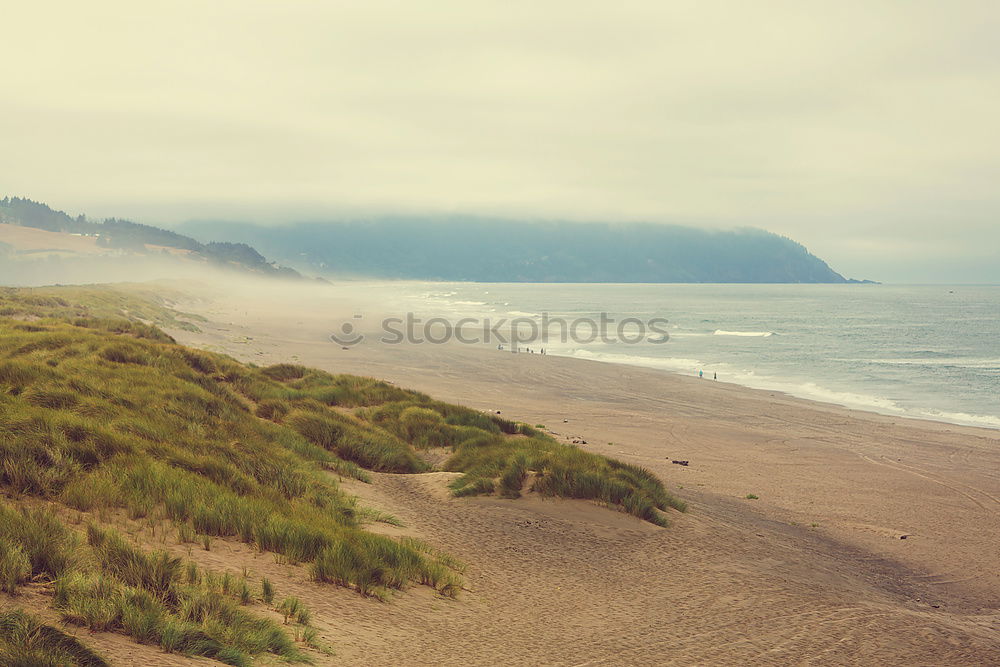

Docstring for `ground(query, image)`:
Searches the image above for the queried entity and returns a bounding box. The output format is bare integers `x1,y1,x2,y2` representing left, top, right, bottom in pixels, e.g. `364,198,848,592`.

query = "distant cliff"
180,219,851,283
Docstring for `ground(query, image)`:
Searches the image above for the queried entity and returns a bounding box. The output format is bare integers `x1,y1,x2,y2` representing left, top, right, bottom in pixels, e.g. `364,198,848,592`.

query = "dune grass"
0,316,394,550
0,284,683,661
442,434,686,525
0,608,110,667
0,503,304,665
258,363,423,407
0,284,205,332
359,400,686,524
0,288,469,662
1,286,683,528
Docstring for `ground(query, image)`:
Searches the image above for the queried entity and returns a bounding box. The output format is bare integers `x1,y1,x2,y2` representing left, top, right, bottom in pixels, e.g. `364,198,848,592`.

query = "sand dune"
158,287,1000,665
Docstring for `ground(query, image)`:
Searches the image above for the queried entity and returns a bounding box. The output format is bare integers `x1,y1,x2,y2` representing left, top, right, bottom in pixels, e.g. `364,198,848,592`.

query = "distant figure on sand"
699,370,703,378
714,372,717,380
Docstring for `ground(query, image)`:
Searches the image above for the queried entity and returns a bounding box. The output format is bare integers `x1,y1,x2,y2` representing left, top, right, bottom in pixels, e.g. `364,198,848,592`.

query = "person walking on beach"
699,370,703,378
713,372,717,380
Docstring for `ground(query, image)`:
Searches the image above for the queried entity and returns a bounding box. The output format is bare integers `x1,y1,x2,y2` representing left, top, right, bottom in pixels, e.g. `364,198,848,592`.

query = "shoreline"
394,281,1000,432
543,347,1000,432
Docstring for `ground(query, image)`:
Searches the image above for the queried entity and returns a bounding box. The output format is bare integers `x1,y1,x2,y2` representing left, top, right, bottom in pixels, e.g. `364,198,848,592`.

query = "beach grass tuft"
0,608,110,666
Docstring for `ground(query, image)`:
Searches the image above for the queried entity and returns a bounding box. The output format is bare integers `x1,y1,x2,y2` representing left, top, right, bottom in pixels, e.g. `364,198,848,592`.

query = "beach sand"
162,285,1000,665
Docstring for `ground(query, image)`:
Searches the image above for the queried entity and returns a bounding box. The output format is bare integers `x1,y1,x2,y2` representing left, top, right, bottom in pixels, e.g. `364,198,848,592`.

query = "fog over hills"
179,219,857,283
0,196,863,283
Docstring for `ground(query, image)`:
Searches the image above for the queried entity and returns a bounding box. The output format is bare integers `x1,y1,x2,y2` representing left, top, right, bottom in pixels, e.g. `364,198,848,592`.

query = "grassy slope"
0,284,207,332
0,285,683,665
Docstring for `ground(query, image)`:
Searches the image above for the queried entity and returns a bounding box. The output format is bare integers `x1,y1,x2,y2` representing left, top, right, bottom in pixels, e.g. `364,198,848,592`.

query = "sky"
2,1,999,283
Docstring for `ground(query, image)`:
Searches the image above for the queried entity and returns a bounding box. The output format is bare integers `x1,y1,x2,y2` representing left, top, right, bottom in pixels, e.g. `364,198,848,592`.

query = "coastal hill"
1,197,861,283
0,197,302,281
180,218,855,283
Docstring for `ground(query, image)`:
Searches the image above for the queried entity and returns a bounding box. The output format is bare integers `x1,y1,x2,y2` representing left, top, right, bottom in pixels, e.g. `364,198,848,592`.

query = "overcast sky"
3,1,999,282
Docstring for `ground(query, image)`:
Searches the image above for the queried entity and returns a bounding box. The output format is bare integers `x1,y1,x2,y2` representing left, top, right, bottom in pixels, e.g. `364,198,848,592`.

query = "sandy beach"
161,285,1000,665
8,3,1000,663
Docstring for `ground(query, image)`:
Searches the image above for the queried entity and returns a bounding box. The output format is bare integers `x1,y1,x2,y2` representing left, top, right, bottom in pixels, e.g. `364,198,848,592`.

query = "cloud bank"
2,1,999,282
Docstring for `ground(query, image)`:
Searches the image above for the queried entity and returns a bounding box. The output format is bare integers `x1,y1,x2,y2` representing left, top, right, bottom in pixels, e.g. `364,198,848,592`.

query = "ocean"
365,283,1000,430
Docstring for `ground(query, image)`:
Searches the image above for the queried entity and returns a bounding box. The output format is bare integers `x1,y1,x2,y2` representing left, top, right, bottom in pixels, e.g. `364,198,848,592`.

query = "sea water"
374,283,1000,430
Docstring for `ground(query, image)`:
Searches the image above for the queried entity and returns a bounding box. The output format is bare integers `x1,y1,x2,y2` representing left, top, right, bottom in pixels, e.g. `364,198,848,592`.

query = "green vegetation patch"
358,401,686,525
0,504,303,665
0,284,204,332
0,284,684,661
0,608,110,667
0,315,459,576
